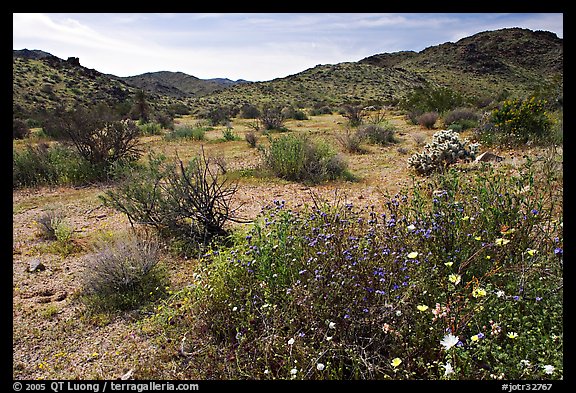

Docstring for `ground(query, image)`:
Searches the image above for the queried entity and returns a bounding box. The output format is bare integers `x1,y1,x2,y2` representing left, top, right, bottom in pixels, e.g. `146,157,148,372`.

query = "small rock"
28,259,45,273
476,151,503,162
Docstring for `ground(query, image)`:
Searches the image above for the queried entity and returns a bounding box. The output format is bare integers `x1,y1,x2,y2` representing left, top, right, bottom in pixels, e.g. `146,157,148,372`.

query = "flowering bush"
149,154,562,380
408,129,480,175
476,97,553,145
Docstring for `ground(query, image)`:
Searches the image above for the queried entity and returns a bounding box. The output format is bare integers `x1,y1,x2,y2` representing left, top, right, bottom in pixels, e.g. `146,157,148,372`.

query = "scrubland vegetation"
13,91,563,381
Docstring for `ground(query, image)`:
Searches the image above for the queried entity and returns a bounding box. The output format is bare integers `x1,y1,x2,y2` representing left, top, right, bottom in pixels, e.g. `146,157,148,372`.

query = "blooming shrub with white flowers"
146,152,562,380
408,129,480,175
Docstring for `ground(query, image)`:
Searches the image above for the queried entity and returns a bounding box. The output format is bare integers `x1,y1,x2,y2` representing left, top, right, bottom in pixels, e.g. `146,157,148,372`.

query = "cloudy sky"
13,13,563,82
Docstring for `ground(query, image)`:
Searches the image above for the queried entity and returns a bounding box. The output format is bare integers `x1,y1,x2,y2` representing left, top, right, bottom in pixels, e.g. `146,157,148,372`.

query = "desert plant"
481,97,553,145
260,105,286,131
418,112,439,129
443,108,479,129
335,128,366,154
40,105,142,171
408,129,480,175
221,125,240,141
358,122,398,145
239,103,261,119
13,118,30,139
100,149,247,257
34,210,65,240
340,104,365,127
164,126,207,141
81,234,168,312
13,143,105,188
138,121,163,136
262,134,351,183
245,131,259,148
168,158,562,379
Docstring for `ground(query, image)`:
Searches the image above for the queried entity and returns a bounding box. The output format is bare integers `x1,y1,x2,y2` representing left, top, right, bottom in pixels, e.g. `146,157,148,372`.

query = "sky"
13,13,563,82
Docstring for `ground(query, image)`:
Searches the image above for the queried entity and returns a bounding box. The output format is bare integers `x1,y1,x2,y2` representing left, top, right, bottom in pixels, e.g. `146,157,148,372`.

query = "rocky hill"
12,27,562,121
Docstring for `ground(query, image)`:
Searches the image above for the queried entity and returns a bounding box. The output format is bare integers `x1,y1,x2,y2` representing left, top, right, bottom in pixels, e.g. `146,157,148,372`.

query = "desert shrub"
340,104,365,127
358,122,398,145
168,102,191,116
221,126,240,141
100,150,246,257
418,112,439,129
239,103,261,119
245,131,259,148
34,210,64,240
476,97,553,146
138,121,163,136
13,143,105,188
309,106,332,116
282,106,308,120
443,108,479,129
40,106,142,171
164,126,207,141
408,129,480,175
262,134,351,184
200,105,233,126
260,105,287,131
335,128,366,154
401,86,465,114
81,234,169,312
152,111,175,130
160,157,562,379
13,118,30,139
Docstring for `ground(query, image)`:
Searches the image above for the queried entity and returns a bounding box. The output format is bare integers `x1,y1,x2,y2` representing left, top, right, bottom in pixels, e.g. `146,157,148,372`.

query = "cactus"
408,129,480,175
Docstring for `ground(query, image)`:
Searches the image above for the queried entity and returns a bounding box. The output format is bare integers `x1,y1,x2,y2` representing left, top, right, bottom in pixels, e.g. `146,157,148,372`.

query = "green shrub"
262,134,351,183
138,121,163,135
164,126,207,141
13,143,105,188
358,122,398,145
221,126,240,141
81,234,169,312
443,108,479,130
478,97,553,145
401,86,465,114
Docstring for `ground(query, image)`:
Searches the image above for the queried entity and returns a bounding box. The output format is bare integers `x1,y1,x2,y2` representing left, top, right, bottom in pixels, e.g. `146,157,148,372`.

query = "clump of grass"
81,234,169,312
13,143,107,188
34,210,64,240
154,156,562,380
164,126,207,141
35,213,81,257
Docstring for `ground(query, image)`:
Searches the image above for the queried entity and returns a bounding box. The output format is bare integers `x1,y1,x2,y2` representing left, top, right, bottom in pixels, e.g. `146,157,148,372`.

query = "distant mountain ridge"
113,71,250,98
